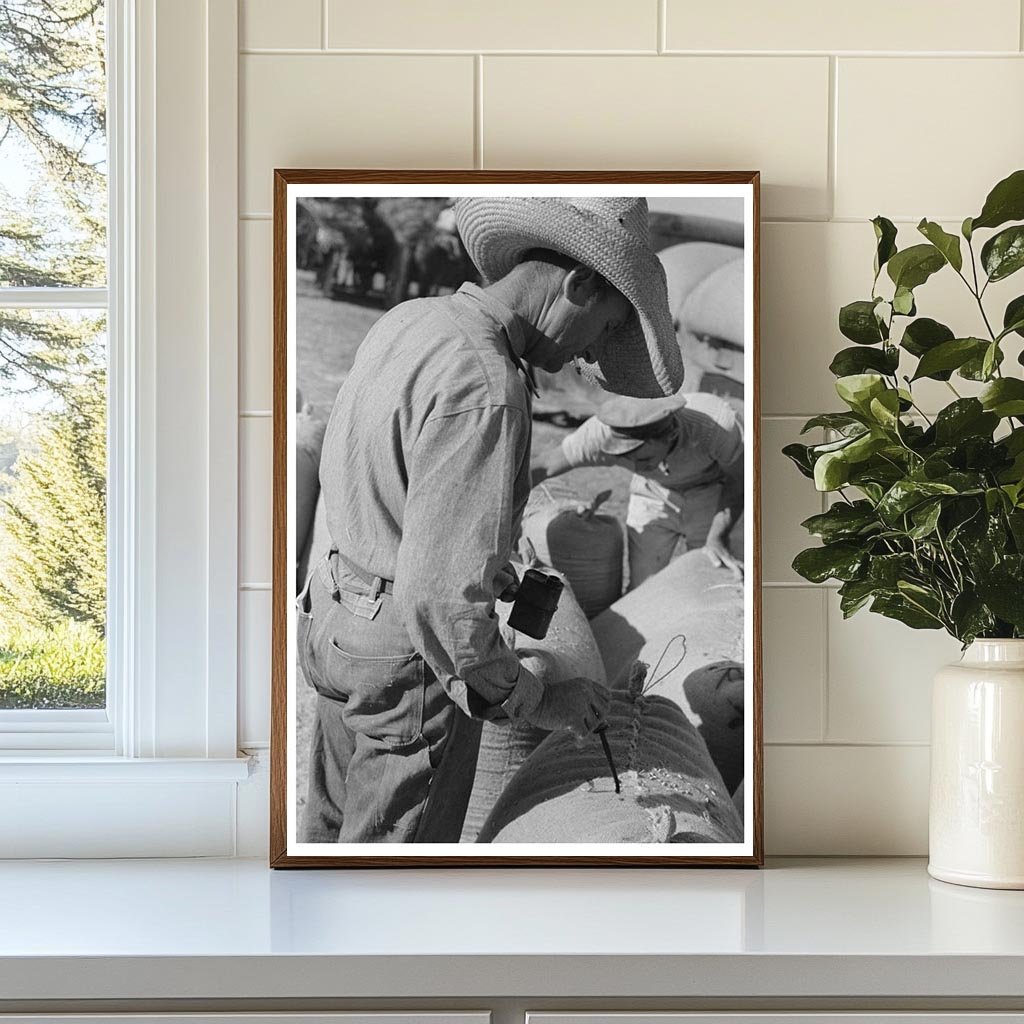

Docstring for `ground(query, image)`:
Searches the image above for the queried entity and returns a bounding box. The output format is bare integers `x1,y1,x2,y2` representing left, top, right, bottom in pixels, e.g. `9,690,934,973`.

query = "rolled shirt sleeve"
393,403,542,721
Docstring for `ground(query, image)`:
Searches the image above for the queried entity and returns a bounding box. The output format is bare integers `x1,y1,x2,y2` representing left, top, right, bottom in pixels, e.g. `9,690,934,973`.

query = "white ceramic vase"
929,639,1024,889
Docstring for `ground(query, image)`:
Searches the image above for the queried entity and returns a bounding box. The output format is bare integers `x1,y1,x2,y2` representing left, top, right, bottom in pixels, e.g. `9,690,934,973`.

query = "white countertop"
1,857,1023,1002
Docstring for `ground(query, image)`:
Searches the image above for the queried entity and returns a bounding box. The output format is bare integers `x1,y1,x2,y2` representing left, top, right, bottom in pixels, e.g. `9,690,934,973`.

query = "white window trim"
0,0,249,856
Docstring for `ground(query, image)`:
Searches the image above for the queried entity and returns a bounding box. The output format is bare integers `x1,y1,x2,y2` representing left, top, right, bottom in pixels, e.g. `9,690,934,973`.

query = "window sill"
0,755,254,857
0,754,252,782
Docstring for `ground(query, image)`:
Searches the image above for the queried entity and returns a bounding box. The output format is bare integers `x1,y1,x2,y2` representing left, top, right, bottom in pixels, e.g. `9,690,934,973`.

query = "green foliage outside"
0,1,107,708
0,619,104,709
784,169,1024,645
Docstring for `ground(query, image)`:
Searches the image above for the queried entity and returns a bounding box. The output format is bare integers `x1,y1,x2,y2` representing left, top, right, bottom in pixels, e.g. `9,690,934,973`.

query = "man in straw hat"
299,195,682,843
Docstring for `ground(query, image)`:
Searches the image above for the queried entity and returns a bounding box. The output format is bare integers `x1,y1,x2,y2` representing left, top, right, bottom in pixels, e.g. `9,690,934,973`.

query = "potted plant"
784,169,1024,889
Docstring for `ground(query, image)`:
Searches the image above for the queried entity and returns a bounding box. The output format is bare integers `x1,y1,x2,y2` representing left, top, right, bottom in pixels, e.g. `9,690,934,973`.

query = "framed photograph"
271,170,762,867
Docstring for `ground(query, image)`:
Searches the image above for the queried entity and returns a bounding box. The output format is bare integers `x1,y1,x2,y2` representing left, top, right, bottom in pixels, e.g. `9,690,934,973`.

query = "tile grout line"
237,47,1024,57
827,55,838,221
1021,0,1024,52
321,0,328,50
474,55,484,169
820,587,831,743
766,740,931,748
657,0,666,54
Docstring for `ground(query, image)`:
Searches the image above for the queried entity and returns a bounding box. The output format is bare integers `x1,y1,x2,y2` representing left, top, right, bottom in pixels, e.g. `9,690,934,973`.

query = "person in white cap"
531,390,744,588
300,196,682,843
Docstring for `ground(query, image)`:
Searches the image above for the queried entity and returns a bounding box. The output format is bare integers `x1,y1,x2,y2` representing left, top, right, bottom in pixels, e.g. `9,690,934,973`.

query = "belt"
331,549,394,597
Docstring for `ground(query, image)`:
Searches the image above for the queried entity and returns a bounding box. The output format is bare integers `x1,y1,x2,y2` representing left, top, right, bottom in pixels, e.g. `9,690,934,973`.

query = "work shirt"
319,282,542,721
561,392,743,506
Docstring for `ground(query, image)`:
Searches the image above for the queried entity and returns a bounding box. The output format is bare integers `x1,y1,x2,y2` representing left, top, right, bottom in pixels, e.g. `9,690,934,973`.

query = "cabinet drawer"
528,1016,1024,1024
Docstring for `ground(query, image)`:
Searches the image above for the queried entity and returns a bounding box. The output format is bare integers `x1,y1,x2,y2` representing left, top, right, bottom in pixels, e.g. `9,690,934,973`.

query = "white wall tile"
765,744,929,854
240,219,273,412
240,416,273,587
836,58,1024,221
763,588,825,742
239,589,272,747
482,56,831,219
328,0,658,51
666,0,1021,53
826,600,961,744
762,220,1023,415
760,418,823,584
240,55,474,214
241,0,321,50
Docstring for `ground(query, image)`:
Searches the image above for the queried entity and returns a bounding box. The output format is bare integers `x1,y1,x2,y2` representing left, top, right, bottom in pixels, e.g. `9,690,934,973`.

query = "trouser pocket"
326,642,426,749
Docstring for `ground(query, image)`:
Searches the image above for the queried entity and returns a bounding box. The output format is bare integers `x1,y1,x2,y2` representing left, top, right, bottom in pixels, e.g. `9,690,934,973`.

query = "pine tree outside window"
0,1,111,743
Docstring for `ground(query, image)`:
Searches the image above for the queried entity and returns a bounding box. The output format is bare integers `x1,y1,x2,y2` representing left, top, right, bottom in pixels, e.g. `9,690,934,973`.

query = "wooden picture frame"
271,170,762,867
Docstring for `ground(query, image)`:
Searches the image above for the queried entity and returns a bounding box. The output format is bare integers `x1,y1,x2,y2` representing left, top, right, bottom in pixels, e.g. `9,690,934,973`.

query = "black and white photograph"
272,172,761,866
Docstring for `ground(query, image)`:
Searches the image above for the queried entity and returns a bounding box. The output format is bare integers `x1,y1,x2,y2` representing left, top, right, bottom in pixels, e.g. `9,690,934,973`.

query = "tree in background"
0,368,105,633
0,0,106,397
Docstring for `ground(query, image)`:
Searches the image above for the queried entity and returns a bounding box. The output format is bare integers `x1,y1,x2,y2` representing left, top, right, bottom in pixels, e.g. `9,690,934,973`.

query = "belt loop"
370,574,384,602
324,549,341,599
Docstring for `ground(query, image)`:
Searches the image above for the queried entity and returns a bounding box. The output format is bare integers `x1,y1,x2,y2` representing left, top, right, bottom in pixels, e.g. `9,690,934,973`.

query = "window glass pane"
0,309,106,709
0,1,107,288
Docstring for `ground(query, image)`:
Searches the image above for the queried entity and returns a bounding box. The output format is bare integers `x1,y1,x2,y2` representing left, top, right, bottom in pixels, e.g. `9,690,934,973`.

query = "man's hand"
526,676,610,739
494,562,520,602
703,509,743,579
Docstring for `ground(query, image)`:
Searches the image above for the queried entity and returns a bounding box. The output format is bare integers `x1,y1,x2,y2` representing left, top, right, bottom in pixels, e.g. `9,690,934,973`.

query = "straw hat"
454,196,684,399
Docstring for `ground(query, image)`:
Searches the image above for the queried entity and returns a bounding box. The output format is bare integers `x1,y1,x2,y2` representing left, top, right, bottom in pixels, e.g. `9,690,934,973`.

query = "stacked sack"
459,576,605,842
591,548,745,794
519,491,624,618
478,671,741,844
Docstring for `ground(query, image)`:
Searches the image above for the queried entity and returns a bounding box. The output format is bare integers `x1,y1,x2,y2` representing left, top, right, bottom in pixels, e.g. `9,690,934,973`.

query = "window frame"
0,0,248,857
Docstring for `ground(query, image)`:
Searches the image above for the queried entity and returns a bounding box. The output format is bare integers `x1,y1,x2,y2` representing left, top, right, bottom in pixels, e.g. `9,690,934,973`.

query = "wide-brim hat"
454,196,684,399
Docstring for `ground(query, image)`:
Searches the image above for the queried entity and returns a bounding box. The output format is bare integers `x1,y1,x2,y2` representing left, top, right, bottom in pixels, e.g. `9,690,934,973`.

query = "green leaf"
980,378,1024,418
917,219,963,272
814,450,850,491
892,286,916,316
981,225,1024,282
911,337,988,380
872,216,898,277
838,578,877,618
962,216,974,241
960,344,1004,381
835,373,886,413
933,399,999,445
950,593,995,644
982,341,1001,381
1003,295,1024,339
829,345,899,378
792,542,866,584
900,317,954,358
908,500,942,539
782,442,815,479
868,552,915,587
877,479,958,524
845,432,888,466
800,501,879,543
839,300,886,345
887,244,946,291
976,579,1024,629
871,594,943,630
800,412,865,434
970,168,1024,232
868,389,902,430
